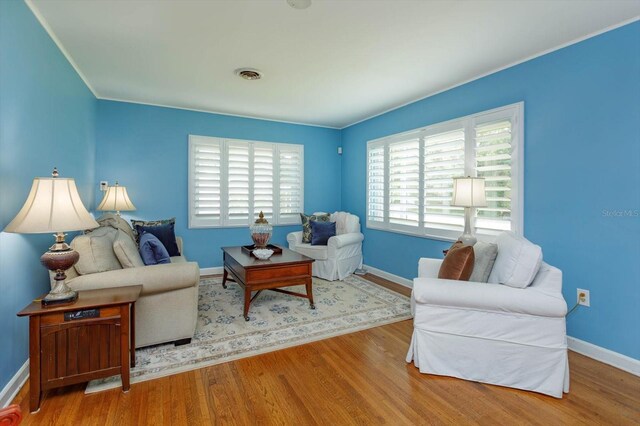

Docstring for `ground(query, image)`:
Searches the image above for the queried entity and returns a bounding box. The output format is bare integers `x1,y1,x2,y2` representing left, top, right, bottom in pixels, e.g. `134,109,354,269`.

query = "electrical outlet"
577,288,590,307
100,181,108,191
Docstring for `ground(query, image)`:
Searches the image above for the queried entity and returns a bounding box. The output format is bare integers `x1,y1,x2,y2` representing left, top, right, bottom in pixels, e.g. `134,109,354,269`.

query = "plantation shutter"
190,137,222,227
388,139,420,227
364,103,522,239
253,144,274,220
226,141,250,224
367,145,385,224
475,119,513,232
278,144,304,224
423,129,466,231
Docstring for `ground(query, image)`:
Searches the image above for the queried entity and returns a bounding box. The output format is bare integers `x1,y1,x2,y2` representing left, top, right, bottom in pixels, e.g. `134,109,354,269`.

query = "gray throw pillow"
469,241,498,283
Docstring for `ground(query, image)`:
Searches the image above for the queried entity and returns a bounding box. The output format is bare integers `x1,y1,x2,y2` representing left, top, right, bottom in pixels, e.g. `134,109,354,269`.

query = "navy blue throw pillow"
310,221,336,246
135,222,180,256
139,232,171,265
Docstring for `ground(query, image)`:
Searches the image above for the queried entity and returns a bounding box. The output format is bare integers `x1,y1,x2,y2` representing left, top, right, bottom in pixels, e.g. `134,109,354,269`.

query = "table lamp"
451,176,487,245
96,181,136,216
4,168,99,306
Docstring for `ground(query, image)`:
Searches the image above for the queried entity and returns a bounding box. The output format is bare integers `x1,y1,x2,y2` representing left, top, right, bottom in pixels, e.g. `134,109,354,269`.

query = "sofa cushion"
293,243,328,260
135,222,180,256
139,233,171,265
113,230,144,268
469,241,498,283
311,221,336,245
488,232,543,288
300,213,331,243
97,213,136,242
438,241,475,281
72,227,122,275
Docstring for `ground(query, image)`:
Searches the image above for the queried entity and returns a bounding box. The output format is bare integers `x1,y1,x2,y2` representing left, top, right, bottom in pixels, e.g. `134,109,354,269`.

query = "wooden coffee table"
221,246,315,321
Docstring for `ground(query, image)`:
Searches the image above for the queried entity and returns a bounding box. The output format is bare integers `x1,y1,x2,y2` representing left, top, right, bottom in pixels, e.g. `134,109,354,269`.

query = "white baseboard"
0,360,29,408
200,266,224,276
567,336,639,376
363,264,413,288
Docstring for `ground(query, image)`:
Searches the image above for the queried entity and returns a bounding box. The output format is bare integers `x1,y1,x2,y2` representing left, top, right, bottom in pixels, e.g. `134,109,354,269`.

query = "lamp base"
40,232,80,308
458,207,477,246
457,233,478,246
41,290,78,307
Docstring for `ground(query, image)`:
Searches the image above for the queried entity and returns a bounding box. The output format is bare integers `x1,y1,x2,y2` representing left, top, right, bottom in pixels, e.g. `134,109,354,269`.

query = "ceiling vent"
235,68,263,80
287,0,311,9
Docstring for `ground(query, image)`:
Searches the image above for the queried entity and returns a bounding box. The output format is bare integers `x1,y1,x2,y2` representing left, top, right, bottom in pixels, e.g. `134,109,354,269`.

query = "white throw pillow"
113,230,145,268
488,232,543,288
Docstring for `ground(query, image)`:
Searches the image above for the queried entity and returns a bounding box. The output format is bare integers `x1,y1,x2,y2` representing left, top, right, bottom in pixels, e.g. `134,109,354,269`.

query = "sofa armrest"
412,277,567,317
287,231,303,248
328,232,364,249
327,232,364,258
66,262,200,296
418,258,442,278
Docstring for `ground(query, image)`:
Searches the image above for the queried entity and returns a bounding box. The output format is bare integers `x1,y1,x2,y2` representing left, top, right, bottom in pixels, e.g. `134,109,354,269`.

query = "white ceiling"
28,0,639,128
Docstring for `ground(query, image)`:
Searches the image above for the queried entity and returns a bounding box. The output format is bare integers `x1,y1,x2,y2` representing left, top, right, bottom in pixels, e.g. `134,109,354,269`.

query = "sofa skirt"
406,305,570,398
313,251,362,281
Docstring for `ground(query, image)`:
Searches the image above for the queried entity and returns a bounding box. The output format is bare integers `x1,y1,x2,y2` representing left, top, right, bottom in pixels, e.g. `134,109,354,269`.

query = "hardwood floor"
12,275,640,425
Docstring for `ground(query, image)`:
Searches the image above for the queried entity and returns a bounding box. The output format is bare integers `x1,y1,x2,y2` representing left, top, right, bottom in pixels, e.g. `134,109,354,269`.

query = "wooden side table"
17,285,142,413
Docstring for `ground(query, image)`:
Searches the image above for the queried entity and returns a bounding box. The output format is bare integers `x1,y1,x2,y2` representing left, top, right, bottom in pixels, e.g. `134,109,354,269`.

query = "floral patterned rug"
85,274,411,393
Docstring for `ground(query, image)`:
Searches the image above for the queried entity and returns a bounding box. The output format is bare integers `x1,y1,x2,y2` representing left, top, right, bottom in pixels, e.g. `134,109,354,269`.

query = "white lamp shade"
97,184,136,212
451,177,488,207
4,177,99,233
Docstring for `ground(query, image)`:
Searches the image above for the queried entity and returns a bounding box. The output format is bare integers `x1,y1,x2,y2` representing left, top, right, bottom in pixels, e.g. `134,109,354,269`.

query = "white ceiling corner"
27,0,640,129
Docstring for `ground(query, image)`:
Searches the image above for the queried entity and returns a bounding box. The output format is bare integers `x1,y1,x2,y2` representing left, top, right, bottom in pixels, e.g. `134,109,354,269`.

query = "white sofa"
406,234,570,398
287,211,364,281
55,214,200,348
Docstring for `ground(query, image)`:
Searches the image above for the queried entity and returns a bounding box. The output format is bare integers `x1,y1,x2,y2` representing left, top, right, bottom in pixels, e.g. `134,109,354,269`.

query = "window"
189,135,304,228
366,102,523,240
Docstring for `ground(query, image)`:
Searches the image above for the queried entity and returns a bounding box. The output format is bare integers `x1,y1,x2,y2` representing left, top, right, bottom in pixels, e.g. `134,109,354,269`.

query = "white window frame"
189,135,304,228
366,102,524,241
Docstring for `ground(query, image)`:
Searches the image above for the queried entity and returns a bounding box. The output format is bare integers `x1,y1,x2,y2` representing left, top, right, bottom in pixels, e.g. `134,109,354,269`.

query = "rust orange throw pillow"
438,241,475,281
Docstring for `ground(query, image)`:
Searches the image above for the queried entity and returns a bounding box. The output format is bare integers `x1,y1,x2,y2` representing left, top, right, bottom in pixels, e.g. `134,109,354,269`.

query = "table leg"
120,305,131,392
243,288,251,321
306,278,315,310
130,302,136,368
29,317,41,413
222,268,228,289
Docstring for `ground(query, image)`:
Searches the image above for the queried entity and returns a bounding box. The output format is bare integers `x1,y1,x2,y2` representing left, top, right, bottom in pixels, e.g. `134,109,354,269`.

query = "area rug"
85,274,411,393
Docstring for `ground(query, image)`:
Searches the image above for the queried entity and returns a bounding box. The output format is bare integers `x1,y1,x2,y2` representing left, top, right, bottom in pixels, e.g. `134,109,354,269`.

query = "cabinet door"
40,318,121,389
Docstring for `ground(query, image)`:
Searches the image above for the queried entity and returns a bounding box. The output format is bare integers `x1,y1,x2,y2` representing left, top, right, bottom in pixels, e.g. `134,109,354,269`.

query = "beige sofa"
54,214,200,348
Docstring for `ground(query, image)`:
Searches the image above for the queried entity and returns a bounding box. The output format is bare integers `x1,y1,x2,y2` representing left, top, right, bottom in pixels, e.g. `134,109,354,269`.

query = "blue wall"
341,22,640,359
1,1,637,398
95,101,342,268
0,0,97,393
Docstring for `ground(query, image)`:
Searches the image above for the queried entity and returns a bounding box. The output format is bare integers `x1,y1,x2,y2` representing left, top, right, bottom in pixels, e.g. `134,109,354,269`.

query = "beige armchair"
54,214,200,348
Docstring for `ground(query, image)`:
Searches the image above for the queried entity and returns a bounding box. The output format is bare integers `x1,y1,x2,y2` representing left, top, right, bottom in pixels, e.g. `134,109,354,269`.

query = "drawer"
247,263,311,282
40,306,121,326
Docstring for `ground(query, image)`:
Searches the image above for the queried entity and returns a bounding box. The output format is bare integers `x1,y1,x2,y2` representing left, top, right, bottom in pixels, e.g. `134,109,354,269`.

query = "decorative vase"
250,211,272,249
